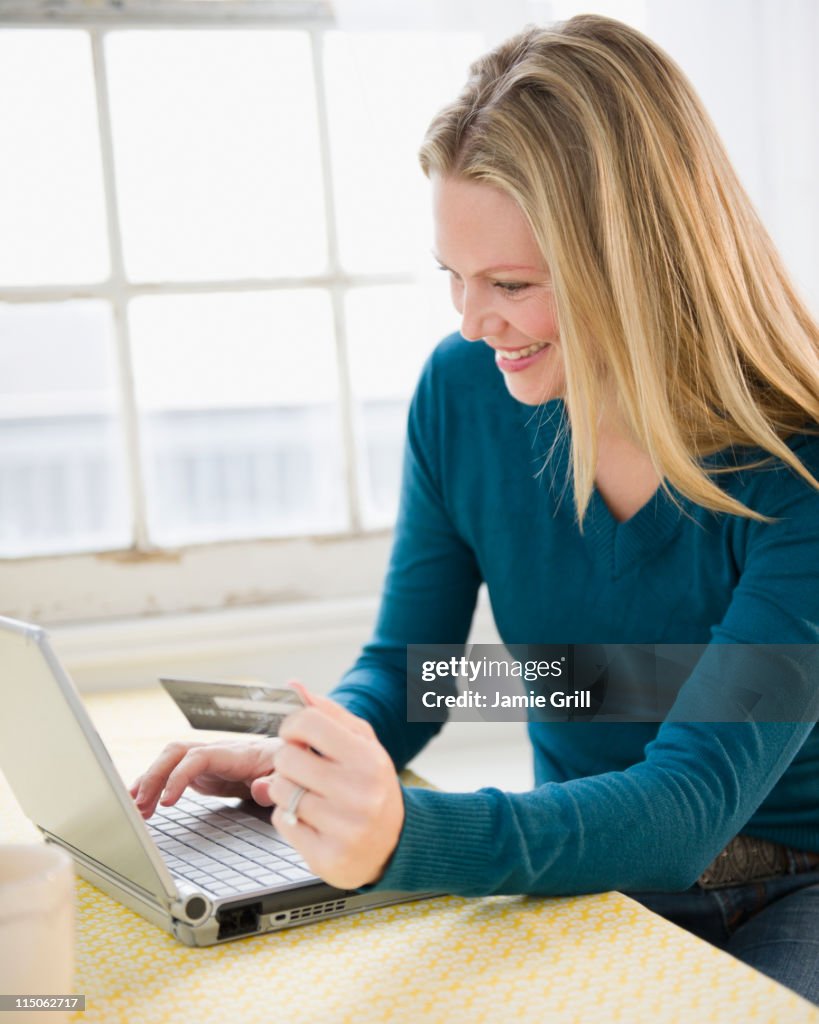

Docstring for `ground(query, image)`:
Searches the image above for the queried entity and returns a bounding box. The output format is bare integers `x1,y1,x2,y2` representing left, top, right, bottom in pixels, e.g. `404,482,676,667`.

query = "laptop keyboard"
145,793,316,897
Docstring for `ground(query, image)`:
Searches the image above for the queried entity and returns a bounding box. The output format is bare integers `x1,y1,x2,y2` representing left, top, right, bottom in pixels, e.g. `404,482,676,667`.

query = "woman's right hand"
129,737,282,819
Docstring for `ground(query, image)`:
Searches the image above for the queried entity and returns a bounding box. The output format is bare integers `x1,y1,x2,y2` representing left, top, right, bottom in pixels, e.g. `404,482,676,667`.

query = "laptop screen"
0,617,176,903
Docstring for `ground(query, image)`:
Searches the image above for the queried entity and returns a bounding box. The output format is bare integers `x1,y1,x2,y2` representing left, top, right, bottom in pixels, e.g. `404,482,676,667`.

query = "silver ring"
282,784,306,827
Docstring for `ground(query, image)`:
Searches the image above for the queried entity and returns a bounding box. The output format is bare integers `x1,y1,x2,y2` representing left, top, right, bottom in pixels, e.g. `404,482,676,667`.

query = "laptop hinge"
41,830,177,909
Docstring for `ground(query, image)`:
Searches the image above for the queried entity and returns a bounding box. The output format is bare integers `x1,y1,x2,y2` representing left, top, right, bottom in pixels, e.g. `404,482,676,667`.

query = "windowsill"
1,531,394,626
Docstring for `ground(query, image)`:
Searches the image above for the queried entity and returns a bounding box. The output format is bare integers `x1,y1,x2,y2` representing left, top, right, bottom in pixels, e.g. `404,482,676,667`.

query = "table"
2,688,818,1024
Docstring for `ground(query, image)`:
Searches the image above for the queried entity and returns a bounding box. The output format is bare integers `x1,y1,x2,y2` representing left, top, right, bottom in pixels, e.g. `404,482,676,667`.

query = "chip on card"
160,677,306,736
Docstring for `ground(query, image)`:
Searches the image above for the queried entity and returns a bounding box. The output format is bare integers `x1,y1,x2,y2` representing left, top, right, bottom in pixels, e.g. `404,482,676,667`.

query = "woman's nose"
459,288,505,342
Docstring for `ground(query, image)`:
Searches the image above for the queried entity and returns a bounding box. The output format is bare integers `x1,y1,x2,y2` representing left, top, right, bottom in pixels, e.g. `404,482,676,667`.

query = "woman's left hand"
250,684,404,890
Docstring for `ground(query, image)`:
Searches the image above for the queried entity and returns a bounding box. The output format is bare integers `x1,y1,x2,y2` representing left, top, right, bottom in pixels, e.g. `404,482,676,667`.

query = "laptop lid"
0,615,178,906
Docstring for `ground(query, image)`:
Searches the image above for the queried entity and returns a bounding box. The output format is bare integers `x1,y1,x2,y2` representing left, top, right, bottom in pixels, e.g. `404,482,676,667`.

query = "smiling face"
432,174,565,406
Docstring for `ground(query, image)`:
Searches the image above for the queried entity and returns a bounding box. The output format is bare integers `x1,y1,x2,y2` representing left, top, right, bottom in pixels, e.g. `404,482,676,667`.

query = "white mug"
0,844,75,1024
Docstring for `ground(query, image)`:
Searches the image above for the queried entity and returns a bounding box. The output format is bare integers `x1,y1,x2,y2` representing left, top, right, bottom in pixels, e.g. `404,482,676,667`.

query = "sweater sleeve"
363,452,819,897
328,348,483,772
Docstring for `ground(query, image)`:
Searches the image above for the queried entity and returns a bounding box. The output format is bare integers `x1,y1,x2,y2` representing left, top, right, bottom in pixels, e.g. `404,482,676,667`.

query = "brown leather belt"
696,834,819,890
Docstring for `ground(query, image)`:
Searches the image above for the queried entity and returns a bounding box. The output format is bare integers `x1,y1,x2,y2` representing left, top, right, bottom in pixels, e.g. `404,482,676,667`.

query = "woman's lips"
494,342,552,373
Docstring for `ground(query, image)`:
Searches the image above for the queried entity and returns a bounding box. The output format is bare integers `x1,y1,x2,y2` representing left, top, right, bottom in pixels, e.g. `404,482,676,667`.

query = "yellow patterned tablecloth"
2,689,818,1024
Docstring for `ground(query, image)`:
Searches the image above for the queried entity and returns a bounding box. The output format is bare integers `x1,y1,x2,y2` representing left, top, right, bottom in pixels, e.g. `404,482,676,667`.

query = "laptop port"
217,902,262,940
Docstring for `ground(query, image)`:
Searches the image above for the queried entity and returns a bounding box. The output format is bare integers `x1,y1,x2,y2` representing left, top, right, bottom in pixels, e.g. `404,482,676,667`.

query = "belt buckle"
696,835,789,890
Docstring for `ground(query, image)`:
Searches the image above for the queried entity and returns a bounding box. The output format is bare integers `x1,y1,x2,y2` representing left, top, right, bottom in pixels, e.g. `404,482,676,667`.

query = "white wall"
646,0,819,313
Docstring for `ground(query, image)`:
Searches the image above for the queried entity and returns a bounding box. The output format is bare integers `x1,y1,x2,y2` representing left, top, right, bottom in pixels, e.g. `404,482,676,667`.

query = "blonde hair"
419,15,819,524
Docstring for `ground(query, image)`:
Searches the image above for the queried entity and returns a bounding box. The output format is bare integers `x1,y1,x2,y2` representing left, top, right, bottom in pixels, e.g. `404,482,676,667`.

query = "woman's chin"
502,369,565,406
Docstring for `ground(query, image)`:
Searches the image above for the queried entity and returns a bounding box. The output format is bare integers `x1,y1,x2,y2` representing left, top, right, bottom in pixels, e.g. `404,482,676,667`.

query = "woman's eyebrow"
431,252,545,275
481,263,545,274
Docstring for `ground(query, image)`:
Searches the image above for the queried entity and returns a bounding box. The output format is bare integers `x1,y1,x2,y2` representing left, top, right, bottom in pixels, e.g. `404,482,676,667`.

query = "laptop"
0,615,435,946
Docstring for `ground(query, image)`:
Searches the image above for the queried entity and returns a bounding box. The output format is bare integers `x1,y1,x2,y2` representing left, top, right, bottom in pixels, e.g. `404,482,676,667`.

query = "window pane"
323,31,484,274
0,31,109,285
106,30,327,282
129,291,346,544
346,281,457,525
0,302,130,556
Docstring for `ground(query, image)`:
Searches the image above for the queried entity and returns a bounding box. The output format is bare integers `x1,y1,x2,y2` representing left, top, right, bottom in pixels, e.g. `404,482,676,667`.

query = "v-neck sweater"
330,334,819,896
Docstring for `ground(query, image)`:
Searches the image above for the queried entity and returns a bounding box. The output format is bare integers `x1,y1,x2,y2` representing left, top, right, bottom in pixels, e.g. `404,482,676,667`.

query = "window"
0,2,480,620
2,0,811,656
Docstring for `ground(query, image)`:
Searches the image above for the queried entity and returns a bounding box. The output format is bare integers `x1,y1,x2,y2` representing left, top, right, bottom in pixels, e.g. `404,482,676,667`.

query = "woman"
132,16,819,1001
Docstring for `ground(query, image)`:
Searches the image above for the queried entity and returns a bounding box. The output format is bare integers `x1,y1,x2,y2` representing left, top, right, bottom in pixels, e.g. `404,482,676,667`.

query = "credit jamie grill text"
405,643,819,723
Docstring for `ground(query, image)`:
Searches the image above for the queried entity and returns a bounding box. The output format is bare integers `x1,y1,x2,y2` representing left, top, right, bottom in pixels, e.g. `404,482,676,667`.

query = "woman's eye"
494,282,530,294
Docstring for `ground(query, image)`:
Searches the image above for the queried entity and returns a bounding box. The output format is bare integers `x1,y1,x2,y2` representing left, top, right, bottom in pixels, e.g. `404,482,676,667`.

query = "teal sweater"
330,335,819,896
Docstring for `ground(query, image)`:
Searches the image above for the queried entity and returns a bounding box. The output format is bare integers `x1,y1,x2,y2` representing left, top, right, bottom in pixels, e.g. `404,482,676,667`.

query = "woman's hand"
251,684,404,890
130,736,282,819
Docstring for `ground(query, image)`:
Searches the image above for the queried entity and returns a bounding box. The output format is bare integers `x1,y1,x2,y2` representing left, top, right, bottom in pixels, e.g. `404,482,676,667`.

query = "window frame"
0,0,428,623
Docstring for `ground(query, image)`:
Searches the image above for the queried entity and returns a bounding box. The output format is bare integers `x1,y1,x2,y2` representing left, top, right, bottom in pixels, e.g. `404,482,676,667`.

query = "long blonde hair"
419,15,819,523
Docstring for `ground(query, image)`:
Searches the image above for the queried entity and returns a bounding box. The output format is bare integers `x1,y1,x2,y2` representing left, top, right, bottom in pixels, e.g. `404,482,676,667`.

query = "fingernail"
291,681,314,706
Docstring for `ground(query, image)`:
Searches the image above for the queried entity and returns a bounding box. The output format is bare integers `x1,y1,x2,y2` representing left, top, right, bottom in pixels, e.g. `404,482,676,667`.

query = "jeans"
626,863,819,1006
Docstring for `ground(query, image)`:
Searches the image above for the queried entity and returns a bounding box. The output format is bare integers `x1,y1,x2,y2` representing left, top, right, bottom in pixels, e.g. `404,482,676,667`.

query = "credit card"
159,677,306,736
